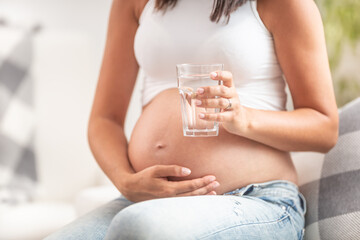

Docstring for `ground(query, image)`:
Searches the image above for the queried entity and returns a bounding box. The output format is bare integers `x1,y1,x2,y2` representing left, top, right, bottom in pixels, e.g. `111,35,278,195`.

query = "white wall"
0,0,143,201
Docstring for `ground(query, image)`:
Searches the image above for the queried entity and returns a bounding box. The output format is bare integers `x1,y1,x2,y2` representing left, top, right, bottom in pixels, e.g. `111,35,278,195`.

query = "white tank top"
134,0,287,111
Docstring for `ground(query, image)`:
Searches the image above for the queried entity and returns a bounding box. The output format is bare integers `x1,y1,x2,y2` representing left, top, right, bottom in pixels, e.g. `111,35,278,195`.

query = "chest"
134,0,278,83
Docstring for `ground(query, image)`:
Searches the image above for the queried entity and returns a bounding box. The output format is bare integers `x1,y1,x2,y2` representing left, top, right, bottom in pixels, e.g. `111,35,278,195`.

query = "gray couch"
292,97,360,240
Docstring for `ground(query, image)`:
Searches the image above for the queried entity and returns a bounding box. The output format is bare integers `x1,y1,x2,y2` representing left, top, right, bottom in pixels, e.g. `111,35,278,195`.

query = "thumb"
152,165,191,178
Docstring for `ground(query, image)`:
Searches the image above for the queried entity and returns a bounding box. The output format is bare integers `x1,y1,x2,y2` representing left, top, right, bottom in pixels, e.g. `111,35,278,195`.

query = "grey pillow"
0,24,38,204
300,97,360,240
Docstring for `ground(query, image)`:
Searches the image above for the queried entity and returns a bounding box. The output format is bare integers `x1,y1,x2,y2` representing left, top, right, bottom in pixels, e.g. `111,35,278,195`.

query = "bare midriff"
128,88,298,194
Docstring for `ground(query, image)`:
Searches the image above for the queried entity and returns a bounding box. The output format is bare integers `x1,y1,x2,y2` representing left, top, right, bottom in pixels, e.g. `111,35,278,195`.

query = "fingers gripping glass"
177,63,224,137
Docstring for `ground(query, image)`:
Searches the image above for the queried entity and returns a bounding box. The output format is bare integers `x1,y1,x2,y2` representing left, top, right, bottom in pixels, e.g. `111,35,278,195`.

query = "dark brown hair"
155,0,249,23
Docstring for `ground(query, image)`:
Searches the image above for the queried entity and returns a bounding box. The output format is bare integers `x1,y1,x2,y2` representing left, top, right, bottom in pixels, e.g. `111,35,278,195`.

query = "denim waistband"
223,180,307,216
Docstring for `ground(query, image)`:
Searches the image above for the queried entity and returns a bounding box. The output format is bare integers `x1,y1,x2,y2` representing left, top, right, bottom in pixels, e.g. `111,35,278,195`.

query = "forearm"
235,107,338,153
88,117,135,190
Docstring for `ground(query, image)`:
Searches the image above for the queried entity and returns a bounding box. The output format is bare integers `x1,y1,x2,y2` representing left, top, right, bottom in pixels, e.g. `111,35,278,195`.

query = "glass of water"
177,63,224,137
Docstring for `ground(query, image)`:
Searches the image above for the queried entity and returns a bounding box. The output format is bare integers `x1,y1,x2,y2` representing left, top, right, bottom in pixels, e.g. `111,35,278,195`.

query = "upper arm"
258,0,338,121
90,0,140,127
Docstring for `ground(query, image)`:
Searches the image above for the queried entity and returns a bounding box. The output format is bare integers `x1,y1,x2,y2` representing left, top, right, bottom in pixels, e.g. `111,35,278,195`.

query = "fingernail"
197,88,204,94
212,181,220,188
210,72,217,78
207,176,216,182
199,113,205,119
210,191,217,195
182,168,191,175
195,100,202,106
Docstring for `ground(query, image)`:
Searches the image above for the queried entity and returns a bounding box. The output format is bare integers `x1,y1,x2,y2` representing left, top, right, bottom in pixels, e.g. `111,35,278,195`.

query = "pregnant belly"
128,88,297,194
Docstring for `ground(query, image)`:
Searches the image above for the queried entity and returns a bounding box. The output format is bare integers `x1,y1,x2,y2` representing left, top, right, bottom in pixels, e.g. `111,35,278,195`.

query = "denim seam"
198,212,291,239
286,205,301,240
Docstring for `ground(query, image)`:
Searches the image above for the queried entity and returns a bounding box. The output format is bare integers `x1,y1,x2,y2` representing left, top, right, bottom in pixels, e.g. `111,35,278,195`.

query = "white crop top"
134,0,287,111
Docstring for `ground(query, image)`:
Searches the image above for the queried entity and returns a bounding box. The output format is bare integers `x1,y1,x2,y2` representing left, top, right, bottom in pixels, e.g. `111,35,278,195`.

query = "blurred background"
0,0,359,239
317,0,360,106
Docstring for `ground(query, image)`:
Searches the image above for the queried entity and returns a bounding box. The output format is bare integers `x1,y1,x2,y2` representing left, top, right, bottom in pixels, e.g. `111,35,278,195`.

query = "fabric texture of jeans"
45,180,306,240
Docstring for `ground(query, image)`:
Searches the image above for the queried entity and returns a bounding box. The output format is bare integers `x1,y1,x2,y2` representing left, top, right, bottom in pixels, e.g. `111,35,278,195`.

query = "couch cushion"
292,97,360,240
0,202,76,240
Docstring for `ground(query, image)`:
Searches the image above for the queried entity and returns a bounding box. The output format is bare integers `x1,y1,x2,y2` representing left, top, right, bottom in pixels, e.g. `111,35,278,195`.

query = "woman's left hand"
194,70,248,135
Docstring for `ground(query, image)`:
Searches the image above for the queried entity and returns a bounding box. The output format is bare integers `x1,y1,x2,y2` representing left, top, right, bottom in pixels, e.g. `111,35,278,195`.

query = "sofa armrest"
74,185,121,217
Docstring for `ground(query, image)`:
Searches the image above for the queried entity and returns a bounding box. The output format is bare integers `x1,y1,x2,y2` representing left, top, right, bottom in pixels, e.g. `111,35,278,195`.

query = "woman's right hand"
119,165,220,202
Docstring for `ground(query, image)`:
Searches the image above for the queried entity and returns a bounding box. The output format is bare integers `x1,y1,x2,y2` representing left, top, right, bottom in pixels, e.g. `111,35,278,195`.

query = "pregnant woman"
46,0,338,239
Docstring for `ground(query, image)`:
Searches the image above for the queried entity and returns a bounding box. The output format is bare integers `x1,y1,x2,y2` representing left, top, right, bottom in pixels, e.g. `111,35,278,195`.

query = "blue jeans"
45,180,306,240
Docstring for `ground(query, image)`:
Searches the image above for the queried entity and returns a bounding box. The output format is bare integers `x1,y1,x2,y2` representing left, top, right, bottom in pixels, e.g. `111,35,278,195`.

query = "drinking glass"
177,63,224,137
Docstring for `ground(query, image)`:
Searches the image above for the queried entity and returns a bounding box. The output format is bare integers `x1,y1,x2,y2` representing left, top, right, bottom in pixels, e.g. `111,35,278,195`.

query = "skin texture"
88,0,338,203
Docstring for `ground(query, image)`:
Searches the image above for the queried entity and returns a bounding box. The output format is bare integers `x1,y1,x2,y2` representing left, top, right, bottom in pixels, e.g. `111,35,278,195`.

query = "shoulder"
257,0,323,35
